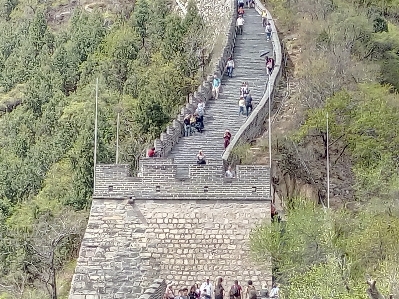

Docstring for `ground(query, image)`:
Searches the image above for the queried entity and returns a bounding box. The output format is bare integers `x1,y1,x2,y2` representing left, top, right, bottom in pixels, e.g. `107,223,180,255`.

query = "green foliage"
296,85,399,199
0,1,206,297
251,198,399,298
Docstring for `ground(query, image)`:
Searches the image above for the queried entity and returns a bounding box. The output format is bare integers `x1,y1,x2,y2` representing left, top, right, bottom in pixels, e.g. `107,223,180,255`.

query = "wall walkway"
69,0,282,298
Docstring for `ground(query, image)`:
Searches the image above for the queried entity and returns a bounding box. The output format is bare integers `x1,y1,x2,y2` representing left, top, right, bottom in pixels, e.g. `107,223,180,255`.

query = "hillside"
248,0,399,297
0,0,218,298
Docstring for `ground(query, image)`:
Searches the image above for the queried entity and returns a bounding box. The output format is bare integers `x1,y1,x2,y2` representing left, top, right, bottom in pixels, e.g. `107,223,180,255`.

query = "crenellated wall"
94,161,270,200
222,0,283,167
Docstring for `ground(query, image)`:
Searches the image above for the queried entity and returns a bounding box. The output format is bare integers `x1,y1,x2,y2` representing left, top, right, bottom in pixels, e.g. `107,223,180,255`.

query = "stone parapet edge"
148,0,238,158
222,0,282,168
138,279,167,299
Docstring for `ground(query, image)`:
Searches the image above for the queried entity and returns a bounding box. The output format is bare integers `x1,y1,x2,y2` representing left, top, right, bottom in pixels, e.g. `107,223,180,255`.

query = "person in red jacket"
147,147,156,157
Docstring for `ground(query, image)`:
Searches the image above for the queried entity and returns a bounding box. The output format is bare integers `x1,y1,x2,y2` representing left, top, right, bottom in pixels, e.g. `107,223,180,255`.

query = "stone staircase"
169,8,273,177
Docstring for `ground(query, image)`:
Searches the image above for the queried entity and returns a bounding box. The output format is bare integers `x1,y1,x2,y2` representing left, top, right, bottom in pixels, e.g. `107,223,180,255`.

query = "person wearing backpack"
230,280,242,299
214,277,225,299
245,281,257,299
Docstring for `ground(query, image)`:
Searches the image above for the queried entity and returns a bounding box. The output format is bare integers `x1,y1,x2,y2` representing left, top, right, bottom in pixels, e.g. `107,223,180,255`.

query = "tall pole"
116,112,120,164
94,78,99,189
326,112,330,209
268,74,272,198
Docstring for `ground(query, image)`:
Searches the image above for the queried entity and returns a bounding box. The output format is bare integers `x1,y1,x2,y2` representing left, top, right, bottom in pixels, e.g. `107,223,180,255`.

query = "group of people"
184,100,206,136
164,279,280,299
238,82,253,117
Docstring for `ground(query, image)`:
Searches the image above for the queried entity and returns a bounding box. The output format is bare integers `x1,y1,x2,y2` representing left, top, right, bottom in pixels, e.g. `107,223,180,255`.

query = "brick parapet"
94,164,271,200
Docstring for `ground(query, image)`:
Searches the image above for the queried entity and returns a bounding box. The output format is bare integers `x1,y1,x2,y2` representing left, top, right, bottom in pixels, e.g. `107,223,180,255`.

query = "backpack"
248,286,257,299
230,285,239,297
215,285,222,296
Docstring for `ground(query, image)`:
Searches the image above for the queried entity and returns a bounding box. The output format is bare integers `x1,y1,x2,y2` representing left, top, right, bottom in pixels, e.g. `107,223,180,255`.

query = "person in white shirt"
200,279,213,299
225,166,235,178
269,284,279,298
236,16,244,35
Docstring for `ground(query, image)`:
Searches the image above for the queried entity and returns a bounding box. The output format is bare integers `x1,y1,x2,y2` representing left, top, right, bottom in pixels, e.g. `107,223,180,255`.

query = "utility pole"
116,111,120,164
93,78,99,189
268,73,272,198
326,112,330,208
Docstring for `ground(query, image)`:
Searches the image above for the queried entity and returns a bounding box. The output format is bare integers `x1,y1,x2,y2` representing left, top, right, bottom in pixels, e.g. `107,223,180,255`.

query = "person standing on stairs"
245,93,253,116
224,130,232,149
225,57,235,78
184,114,192,137
238,0,244,9
240,82,249,99
236,15,244,35
238,97,246,116
212,75,221,100
265,23,272,41
261,10,268,27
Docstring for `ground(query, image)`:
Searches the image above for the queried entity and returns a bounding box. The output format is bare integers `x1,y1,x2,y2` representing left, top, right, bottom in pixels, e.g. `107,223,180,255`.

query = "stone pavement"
169,7,273,177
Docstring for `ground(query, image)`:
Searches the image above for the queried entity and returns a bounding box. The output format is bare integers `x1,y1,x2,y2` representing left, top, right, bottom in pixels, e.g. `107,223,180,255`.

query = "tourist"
190,114,197,133
229,280,242,299
194,113,204,133
246,281,257,299
197,150,206,165
195,284,201,297
240,82,249,99
265,23,272,41
238,0,244,9
238,6,245,15
224,130,232,149
226,57,235,78
214,278,225,299
225,166,235,178
247,0,255,8
147,147,156,157
201,289,211,299
184,114,191,137
269,284,279,298
245,93,253,117
189,285,200,299
212,75,221,100
200,279,213,299
236,15,244,35
238,97,245,116
164,284,175,299
267,57,274,75
261,10,268,27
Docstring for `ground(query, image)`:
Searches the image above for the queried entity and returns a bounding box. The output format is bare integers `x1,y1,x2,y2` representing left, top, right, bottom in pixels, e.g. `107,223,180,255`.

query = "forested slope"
0,0,205,298
250,0,399,298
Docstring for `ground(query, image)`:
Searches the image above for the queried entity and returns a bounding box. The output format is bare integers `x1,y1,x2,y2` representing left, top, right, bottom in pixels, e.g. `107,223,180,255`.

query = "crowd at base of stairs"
164,278,280,299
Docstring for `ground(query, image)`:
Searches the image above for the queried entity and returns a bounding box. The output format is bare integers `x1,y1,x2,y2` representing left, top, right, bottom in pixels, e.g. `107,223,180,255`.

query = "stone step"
168,8,273,168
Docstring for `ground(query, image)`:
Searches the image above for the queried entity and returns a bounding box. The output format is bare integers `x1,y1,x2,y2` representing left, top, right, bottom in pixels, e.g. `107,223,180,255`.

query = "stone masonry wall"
69,199,271,299
222,0,283,168
93,162,271,200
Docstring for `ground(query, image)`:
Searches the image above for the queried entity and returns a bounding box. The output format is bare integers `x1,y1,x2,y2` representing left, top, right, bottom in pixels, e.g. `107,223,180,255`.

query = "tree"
25,210,85,299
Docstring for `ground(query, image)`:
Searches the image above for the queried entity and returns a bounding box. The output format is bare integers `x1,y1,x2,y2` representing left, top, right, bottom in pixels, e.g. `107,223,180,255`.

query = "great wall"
68,0,282,298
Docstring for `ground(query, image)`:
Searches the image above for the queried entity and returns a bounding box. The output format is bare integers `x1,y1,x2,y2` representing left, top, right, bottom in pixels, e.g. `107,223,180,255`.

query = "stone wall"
93,161,270,200
222,0,283,168
149,1,238,158
69,199,271,299
139,279,167,299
